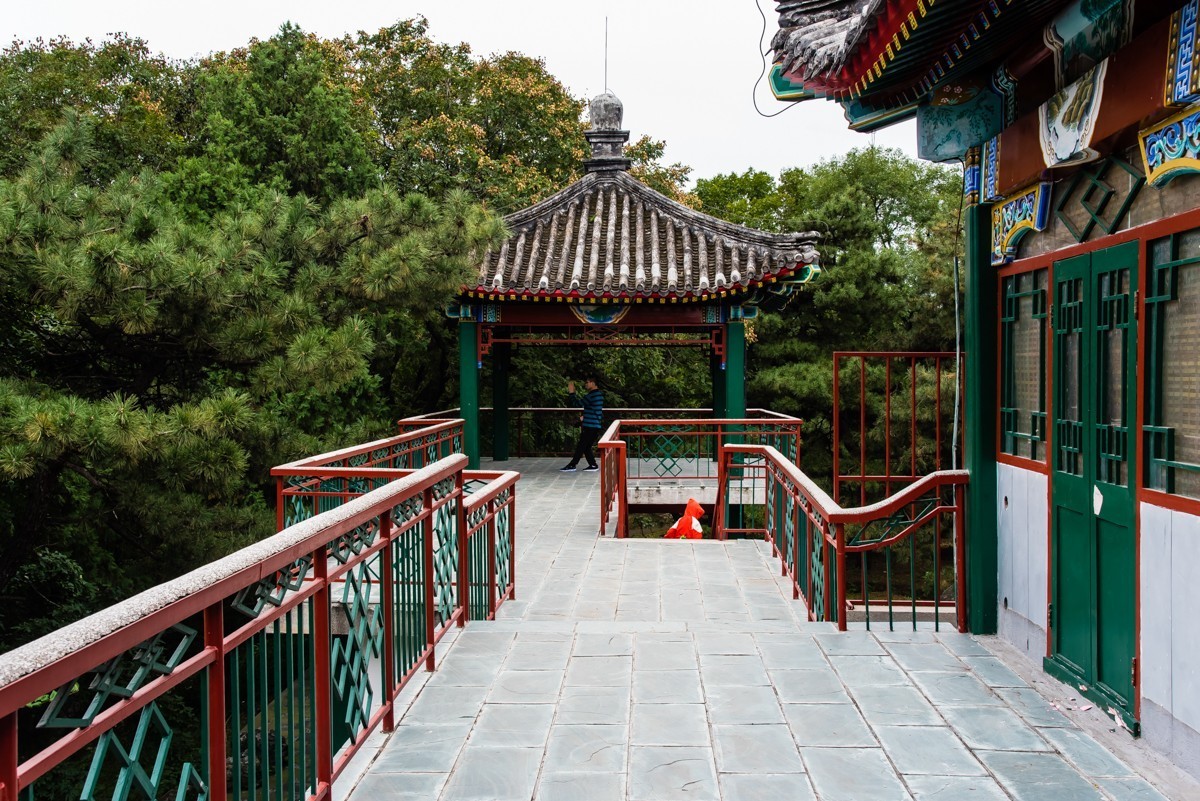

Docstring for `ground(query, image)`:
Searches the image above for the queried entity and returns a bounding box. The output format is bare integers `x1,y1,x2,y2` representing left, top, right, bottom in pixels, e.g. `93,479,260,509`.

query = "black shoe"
583,464,600,472
559,465,577,472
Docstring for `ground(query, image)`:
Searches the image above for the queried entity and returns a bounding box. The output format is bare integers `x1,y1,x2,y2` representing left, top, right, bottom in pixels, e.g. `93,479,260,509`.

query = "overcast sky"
6,0,918,183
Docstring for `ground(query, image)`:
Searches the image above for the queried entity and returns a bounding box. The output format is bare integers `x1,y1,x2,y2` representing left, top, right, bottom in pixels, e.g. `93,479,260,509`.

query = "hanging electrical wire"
752,0,800,119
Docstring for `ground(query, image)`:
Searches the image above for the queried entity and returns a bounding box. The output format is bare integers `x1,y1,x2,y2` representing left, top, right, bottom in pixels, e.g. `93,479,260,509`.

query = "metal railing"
0,455,516,801
597,413,803,537
716,444,969,632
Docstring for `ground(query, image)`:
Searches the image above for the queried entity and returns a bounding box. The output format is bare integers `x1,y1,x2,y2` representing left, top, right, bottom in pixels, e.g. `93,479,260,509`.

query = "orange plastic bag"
664,498,705,539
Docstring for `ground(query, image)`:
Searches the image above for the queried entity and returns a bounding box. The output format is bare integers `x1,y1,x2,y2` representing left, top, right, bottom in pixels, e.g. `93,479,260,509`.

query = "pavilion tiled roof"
469,169,820,303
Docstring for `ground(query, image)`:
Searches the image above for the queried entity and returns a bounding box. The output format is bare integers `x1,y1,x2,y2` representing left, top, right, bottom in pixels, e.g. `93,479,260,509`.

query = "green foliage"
697,148,963,486
0,111,503,650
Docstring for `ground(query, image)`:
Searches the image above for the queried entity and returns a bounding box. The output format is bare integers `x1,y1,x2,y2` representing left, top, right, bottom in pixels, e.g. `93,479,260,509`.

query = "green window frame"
1001,268,1048,460
1145,230,1200,498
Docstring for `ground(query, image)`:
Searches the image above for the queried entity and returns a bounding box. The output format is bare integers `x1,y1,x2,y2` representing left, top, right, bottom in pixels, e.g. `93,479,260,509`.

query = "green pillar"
491,341,510,461
710,348,727,418
964,202,998,634
459,319,480,468
724,319,746,419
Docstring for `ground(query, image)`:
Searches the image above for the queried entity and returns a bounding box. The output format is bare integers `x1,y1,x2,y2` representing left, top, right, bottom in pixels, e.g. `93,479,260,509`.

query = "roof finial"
584,90,630,173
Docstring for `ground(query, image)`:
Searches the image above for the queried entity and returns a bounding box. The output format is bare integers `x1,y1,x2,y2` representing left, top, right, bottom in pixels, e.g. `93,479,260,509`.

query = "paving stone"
829,653,910,686
488,669,563,703
706,685,785,724
1040,726,1136,777
939,705,1052,752
403,685,488,724
468,703,554,747
904,774,1012,801
814,631,887,656
629,746,720,801
631,703,710,746
544,724,627,772
535,771,625,801
885,643,968,673
698,654,770,685
784,702,877,747
1096,777,1171,801
505,640,571,670
370,723,470,772
802,746,913,801
350,772,448,800
449,631,515,658
564,655,631,686
755,635,828,670
769,668,847,702
423,656,504,687
632,669,704,704
438,746,541,801
959,655,1029,688
875,725,985,775
995,687,1075,728
573,632,634,656
849,683,942,726
910,671,1005,706
977,750,1106,801
719,773,817,801
935,633,992,656
694,632,757,654
712,724,806,773
635,640,698,670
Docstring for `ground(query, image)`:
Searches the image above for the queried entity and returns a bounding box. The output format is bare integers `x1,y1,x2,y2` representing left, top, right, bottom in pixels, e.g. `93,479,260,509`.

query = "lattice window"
1145,230,1200,499
1001,269,1048,460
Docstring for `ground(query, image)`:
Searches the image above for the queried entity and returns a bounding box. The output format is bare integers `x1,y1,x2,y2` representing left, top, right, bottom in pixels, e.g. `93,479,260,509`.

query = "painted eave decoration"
991,183,1051,265
1140,103,1200,186
465,169,821,304
770,0,1061,109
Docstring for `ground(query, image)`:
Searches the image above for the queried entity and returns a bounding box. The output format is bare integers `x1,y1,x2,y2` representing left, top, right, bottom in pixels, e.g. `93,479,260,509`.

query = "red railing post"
955,483,968,632
487,501,498,619
379,511,396,732
1,712,17,801
509,492,517,600
423,486,437,672
275,478,285,532
617,443,628,539
203,603,228,801
836,523,848,631
456,472,468,628
312,548,334,798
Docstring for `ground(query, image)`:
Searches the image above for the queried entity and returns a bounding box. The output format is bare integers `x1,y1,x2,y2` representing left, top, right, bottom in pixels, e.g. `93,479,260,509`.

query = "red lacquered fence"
597,412,803,537
833,351,965,506
0,453,516,801
715,444,969,633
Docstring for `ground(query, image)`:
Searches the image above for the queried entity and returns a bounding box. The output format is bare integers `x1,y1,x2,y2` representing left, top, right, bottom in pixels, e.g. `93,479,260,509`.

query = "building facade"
772,0,1200,777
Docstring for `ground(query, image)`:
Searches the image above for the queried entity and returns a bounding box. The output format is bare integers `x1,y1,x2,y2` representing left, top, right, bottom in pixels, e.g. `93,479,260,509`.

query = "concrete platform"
347,458,1200,801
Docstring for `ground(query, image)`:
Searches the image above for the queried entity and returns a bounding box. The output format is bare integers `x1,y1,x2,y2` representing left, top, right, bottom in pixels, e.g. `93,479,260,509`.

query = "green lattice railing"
0,453,517,801
717,444,968,632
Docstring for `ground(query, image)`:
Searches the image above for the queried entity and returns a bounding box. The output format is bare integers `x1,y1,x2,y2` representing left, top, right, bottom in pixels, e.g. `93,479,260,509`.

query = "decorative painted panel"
983,137,1001,202
1139,104,1200,186
991,184,1052,265
1167,1,1200,107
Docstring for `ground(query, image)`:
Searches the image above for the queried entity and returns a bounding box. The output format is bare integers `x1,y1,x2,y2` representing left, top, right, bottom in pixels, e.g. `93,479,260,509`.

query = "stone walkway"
349,459,1192,801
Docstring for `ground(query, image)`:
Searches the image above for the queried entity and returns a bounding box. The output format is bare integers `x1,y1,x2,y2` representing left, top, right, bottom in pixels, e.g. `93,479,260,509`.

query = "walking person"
560,375,604,472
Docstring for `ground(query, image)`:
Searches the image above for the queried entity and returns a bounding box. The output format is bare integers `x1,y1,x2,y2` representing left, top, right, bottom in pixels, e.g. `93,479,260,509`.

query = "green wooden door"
1046,241,1138,732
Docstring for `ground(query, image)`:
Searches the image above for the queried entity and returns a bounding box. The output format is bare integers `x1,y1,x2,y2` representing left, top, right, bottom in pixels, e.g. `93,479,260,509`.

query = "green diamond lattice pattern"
432,498,459,626
332,563,383,740
496,498,512,592
328,521,378,565
809,514,827,623
39,624,196,730
646,429,688,477
231,555,312,618
81,701,207,801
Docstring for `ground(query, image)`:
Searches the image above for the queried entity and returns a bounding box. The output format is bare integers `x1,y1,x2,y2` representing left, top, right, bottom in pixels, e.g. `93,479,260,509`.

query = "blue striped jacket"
571,389,604,429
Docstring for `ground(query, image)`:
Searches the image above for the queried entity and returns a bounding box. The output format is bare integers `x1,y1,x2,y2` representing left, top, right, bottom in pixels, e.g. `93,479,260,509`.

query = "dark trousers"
568,426,602,468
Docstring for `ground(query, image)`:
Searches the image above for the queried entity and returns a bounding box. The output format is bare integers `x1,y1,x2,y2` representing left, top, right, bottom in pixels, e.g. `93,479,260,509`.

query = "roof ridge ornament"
584,91,632,173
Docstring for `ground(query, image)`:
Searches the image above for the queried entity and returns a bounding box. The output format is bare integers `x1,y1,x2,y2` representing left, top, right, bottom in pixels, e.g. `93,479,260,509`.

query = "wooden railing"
716,444,968,632
597,414,803,537
0,455,516,801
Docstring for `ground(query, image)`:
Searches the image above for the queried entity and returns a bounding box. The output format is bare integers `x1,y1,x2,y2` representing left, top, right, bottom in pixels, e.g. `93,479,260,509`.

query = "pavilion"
450,92,822,467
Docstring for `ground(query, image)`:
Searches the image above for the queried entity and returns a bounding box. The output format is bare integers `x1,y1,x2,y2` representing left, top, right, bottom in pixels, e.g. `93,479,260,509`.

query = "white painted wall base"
1142,699,1200,785
999,606,1046,663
